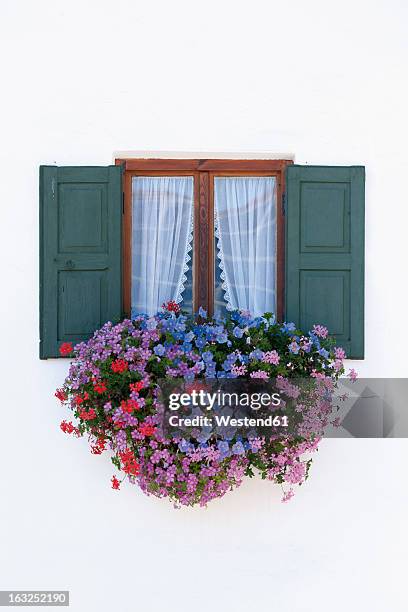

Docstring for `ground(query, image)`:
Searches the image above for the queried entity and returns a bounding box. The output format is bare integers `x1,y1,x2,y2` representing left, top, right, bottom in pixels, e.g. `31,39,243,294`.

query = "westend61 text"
168,414,289,428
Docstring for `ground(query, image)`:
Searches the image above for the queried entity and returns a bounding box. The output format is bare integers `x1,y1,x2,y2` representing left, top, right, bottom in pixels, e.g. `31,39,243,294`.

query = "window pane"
131,176,194,317
214,176,277,317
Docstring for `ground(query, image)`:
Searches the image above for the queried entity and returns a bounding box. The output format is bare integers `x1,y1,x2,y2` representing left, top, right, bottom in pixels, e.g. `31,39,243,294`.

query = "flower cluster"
56,304,351,507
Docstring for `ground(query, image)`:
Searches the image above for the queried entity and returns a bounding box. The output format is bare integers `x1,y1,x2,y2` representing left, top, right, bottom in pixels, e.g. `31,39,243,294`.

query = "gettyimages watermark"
158,377,334,442
167,387,285,429
168,385,288,428
156,378,408,441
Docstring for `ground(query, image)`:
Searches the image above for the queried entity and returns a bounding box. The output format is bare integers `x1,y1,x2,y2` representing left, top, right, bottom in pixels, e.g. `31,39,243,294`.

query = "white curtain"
132,176,193,316
215,176,277,316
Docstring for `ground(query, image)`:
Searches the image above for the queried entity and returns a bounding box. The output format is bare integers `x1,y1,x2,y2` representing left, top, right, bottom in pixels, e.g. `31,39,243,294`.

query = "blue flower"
153,344,166,356
217,440,230,458
238,313,252,326
178,439,194,453
249,348,264,360
289,341,300,355
195,336,207,350
205,365,217,378
233,326,245,338
231,441,245,455
216,332,228,344
198,306,207,318
281,322,296,334
204,326,217,341
218,371,236,378
202,351,214,363
318,348,329,359
309,332,321,350
196,427,211,448
184,331,195,342
196,361,205,372
222,359,232,371
146,318,158,330
248,317,263,329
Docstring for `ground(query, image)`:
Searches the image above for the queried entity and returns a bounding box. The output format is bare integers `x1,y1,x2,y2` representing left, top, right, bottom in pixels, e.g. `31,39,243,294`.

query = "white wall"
1,1,407,610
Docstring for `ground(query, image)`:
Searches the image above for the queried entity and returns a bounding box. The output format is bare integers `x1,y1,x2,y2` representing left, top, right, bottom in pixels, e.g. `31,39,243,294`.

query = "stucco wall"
1,1,407,611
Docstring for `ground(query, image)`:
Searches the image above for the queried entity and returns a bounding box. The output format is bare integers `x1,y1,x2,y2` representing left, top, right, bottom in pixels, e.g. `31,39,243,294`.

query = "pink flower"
250,370,269,380
334,347,346,360
349,368,358,381
282,489,294,503
231,364,247,376
312,324,329,339
286,462,306,484
311,369,326,380
262,350,280,365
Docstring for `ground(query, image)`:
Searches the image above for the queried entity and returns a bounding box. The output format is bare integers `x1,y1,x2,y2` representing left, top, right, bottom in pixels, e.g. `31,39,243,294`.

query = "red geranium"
129,381,144,393
93,380,107,394
121,398,140,413
119,449,140,476
162,300,180,314
111,359,128,373
111,476,121,490
55,388,67,402
138,423,156,437
91,437,106,455
60,420,75,434
78,408,97,420
59,342,73,356
74,391,89,406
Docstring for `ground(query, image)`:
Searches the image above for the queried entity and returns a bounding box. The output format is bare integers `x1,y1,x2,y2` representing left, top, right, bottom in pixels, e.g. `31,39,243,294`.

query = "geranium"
78,408,97,420
111,359,128,373
111,476,121,490
93,380,107,394
138,423,156,437
59,342,73,356
56,307,348,507
121,398,140,413
163,300,181,314
55,388,67,402
60,420,75,434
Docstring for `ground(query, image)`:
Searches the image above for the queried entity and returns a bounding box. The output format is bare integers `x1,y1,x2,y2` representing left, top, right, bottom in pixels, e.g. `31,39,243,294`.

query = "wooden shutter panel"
285,165,365,359
40,165,122,358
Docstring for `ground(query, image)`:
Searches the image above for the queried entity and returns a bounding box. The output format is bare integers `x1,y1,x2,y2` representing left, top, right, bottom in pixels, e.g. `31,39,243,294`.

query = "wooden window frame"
115,158,293,320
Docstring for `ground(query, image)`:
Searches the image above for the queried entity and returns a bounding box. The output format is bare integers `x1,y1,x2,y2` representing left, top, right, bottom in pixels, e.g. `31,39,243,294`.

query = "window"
118,159,291,319
39,162,365,359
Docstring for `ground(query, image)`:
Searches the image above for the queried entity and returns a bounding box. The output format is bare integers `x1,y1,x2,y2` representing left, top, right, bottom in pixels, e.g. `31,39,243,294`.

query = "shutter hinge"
51,178,56,199
282,192,286,216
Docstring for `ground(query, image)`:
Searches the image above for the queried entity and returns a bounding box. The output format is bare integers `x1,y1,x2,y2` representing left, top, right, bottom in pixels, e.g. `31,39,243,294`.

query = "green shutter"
285,165,365,359
40,165,122,358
